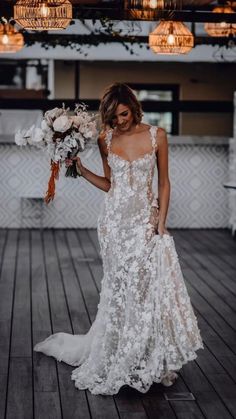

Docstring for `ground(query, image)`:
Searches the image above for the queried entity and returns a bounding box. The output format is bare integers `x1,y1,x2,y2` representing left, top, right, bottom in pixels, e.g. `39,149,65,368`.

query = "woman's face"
112,104,134,132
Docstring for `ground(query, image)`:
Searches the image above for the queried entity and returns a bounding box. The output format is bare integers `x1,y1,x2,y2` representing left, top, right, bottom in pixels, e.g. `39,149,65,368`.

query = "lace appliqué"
33,125,204,396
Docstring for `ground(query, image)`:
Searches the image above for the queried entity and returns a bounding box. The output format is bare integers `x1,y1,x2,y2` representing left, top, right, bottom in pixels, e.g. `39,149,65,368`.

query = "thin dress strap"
150,125,158,152
104,129,113,153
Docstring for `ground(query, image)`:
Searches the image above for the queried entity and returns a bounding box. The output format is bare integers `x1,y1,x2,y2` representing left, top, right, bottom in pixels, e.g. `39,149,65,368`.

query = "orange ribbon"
44,160,60,204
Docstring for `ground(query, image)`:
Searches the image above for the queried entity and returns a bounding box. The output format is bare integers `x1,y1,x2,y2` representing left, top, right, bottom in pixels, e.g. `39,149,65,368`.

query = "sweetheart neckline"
108,150,155,164
107,125,157,164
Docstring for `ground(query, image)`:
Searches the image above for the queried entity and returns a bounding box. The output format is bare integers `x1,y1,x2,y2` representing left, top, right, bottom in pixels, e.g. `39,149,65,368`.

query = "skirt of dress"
34,234,204,395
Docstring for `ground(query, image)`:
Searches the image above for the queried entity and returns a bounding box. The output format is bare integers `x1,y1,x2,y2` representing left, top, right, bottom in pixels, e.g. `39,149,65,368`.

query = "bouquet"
15,103,98,203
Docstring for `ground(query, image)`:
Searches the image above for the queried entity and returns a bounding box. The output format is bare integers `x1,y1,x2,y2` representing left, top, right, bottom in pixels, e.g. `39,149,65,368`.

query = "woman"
34,83,204,395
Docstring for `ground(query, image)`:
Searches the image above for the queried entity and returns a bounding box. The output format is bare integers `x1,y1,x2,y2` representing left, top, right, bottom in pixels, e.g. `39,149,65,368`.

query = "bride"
34,82,204,395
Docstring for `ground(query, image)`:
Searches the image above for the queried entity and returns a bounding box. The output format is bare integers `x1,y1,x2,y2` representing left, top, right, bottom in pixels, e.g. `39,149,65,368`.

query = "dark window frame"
128,83,180,135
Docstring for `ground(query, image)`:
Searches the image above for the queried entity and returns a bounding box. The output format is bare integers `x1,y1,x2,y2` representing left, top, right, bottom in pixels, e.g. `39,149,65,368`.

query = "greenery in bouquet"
15,103,98,204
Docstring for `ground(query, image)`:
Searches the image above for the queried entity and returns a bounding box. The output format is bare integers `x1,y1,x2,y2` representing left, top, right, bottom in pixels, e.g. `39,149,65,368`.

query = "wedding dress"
34,125,204,395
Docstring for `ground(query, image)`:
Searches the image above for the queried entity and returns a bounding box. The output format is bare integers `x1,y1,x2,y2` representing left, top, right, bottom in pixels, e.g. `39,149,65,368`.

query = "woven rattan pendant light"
14,0,72,31
125,0,165,19
149,20,194,54
204,6,236,37
0,22,24,53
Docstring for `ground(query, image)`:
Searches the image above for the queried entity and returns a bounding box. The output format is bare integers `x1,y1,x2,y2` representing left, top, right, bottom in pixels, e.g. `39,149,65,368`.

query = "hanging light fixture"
0,21,24,53
124,0,165,19
14,0,72,31
149,20,194,54
204,6,236,37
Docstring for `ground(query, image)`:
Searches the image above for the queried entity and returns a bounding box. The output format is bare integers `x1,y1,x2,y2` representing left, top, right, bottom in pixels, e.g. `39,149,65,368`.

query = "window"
128,83,179,134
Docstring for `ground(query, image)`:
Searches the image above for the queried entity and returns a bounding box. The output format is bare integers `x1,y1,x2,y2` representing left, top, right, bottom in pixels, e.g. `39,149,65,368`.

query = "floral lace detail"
34,125,204,395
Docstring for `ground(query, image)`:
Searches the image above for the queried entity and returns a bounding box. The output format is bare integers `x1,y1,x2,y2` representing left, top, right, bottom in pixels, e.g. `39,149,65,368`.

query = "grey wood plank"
31,230,62,419
175,237,236,328
42,229,72,333
85,393,119,419
6,230,33,419
54,229,92,419
34,392,62,419
169,401,205,419
196,230,236,285
164,374,206,419
181,360,233,419
184,273,236,352
195,315,236,382
173,230,236,417
188,230,236,270
42,229,73,419
54,360,90,419
0,230,18,419
67,230,100,324
140,391,177,419
11,230,31,357
47,231,119,419
56,229,91,334
204,373,236,418
114,386,149,419
2,228,236,419
0,229,8,278
172,234,236,352
177,230,236,295
6,357,33,419
43,229,90,419
80,230,103,293
87,229,101,256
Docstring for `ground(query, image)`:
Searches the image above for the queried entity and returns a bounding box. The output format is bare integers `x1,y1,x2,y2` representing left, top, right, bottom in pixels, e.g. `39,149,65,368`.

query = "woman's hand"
157,223,170,237
65,156,84,176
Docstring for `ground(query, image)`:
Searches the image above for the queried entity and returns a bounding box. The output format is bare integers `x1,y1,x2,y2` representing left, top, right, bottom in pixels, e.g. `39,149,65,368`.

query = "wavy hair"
99,83,143,129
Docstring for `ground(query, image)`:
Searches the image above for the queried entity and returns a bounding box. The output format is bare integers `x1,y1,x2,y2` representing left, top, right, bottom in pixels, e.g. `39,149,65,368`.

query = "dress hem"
70,341,204,396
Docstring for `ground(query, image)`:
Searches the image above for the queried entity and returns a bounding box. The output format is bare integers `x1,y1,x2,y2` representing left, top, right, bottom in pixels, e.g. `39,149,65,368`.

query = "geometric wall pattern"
168,144,229,228
0,141,229,228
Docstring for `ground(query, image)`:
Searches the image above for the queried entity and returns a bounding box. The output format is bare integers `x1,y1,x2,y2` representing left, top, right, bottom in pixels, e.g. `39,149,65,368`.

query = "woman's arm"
156,128,171,234
67,133,111,192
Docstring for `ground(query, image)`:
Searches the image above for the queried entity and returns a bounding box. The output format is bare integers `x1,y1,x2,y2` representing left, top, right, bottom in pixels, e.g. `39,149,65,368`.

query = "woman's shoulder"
97,128,113,152
156,127,168,148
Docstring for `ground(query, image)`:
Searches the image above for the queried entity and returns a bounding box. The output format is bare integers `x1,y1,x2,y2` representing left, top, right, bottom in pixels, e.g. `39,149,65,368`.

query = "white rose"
78,125,86,134
41,119,51,133
15,130,28,146
84,130,93,139
44,130,54,143
25,125,36,138
28,127,45,146
33,127,45,143
72,115,83,127
53,115,72,133
44,107,64,125
73,131,85,150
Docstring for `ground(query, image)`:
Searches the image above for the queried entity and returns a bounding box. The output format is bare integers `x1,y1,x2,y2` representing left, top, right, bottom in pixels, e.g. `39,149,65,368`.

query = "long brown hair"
99,82,143,129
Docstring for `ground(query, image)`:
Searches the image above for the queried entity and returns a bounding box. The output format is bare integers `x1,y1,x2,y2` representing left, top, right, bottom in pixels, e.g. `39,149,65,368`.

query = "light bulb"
167,33,175,45
220,21,227,28
40,3,50,18
2,34,9,45
149,0,158,8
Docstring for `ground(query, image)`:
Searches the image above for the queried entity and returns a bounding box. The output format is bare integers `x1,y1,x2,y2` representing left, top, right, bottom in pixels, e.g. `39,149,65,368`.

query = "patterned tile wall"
0,142,229,228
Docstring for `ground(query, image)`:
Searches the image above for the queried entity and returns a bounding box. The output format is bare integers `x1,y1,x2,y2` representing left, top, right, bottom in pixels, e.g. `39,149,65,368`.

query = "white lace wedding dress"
34,125,204,395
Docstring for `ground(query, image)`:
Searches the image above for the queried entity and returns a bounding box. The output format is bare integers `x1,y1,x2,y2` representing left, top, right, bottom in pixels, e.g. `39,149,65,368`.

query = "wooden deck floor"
0,228,236,419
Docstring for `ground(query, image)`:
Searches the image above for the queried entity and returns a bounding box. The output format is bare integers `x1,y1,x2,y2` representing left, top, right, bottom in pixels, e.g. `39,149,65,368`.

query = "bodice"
105,125,158,196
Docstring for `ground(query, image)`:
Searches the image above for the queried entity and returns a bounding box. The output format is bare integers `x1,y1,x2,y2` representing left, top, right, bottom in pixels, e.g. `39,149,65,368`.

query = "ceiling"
0,0,236,56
